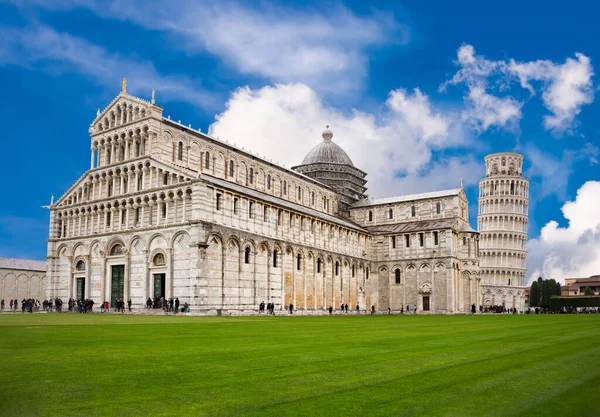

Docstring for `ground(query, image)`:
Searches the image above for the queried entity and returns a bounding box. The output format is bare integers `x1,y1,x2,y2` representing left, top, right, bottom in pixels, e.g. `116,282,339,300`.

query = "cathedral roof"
0,258,47,272
300,127,354,167
353,188,463,208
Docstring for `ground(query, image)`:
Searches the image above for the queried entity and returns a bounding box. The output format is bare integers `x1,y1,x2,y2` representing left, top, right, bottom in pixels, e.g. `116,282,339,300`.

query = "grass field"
0,314,599,417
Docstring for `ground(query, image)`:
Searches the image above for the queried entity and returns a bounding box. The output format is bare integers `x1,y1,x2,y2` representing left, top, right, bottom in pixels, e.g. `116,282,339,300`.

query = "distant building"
561,276,600,296
0,258,47,302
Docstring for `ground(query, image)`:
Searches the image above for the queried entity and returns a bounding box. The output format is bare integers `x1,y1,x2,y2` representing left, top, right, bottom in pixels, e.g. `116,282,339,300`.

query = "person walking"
413,304,417,314
289,304,294,315
127,299,132,312
356,304,360,314
328,306,333,315
175,298,180,314
345,304,349,313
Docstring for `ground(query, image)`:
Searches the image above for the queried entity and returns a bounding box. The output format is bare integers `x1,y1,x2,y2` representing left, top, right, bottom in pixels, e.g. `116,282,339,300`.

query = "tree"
584,286,594,296
530,280,540,307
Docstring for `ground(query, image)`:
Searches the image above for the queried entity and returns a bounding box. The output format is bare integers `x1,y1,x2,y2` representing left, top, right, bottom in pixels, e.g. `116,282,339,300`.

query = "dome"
300,126,354,166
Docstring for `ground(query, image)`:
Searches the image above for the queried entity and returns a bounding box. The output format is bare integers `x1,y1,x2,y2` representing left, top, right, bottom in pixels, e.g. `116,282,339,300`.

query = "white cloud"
209,83,476,199
509,53,594,133
440,44,522,132
464,86,522,132
14,0,404,94
0,24,218,109
442,44,595,135
527,181,600,284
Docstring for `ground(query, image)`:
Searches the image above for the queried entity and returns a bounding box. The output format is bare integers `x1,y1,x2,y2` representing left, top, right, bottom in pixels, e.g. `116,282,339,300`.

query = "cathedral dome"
301,126,354,167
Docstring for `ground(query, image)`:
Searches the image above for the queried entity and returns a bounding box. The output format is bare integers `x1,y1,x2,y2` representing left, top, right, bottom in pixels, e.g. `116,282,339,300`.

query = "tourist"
127,299,132,312
471,304,476,314
340,303,344,312
175,298,180,314
388,307,391,315
289,304,294,314
328,306,333,315
146,297,152,309
371,305,375,315
356,304,360,314
1,299,4,310
345,304,349,313
9,299,13,310
413,304,417,314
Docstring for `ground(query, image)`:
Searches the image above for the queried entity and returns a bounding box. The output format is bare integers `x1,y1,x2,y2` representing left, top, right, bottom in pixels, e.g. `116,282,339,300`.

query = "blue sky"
1,0,599,283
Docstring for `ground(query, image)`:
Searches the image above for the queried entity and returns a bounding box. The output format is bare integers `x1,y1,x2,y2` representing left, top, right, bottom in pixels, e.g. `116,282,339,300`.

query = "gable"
89,92,161,135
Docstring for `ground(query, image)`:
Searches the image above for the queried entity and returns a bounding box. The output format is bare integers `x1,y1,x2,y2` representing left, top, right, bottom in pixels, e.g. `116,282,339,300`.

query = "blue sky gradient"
1,0,599,282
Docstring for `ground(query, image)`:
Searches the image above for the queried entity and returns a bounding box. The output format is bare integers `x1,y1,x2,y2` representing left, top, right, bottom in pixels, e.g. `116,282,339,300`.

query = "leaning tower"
477,152,529,310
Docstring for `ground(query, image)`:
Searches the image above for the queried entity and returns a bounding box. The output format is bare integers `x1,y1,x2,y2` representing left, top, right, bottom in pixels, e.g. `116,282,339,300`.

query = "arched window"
249,168,254,184
395,268,401,284
229,160,234,178
352,265,355,277
317,258,322,273
436,202,441,215
297,254,302,271
411,205,416,217
244,247,251,264
388,208,393,219
366,268,369,280
273,250,278,267
283,180,287,195
110,244,124,256
204,152,210,169
75,260,86,271
335,261,339,276
297,186,302,201
311,192,315,206
153,253,166,266
267,174,271,190
177,142,183,161
368,211,373,222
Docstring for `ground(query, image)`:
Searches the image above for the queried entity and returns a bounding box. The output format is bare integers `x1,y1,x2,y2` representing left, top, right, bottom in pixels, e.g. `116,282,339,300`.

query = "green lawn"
0,314,598,417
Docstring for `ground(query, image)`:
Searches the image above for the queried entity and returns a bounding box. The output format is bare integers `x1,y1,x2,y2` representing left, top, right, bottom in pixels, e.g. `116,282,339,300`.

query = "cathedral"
45,83,527,314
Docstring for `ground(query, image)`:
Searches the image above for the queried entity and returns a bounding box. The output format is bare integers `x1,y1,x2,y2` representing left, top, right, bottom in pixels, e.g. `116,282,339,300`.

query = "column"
125,138,130,160
90,148,95,169
120,174,125,195
135,171,140,192
182,195,187,222
142,168,147,191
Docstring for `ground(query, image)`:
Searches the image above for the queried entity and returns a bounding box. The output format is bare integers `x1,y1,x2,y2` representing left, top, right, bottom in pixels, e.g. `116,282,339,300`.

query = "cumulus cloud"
209,83,476,198
13,0,404,94
442,44,594,135
527,181,600,283
509,53,594,133
0,24,217,108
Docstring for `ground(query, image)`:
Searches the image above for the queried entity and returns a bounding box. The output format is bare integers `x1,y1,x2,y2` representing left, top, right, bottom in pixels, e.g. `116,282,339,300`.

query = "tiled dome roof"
301,126,354,166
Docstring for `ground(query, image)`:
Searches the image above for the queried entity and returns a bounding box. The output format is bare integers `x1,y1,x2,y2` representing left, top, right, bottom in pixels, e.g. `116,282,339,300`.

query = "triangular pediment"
89,91,162,135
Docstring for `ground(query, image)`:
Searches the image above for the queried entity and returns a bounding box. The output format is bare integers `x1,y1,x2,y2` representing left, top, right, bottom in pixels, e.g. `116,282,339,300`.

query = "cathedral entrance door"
153,274,166,299
111,265,125,307
76,278,85,301
423,296,430,311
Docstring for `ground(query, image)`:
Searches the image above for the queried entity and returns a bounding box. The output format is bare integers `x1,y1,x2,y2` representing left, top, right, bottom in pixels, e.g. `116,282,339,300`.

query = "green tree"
530,280,540,307
584,286,594,296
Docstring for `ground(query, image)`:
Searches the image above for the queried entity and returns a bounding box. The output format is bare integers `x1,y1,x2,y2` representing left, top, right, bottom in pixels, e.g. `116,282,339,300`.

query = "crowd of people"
527,306,600,314
3,297,598,315
145,296,189,313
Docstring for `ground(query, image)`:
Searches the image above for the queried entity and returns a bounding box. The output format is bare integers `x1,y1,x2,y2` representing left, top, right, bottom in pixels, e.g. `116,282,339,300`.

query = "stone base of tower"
480,285,526,312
